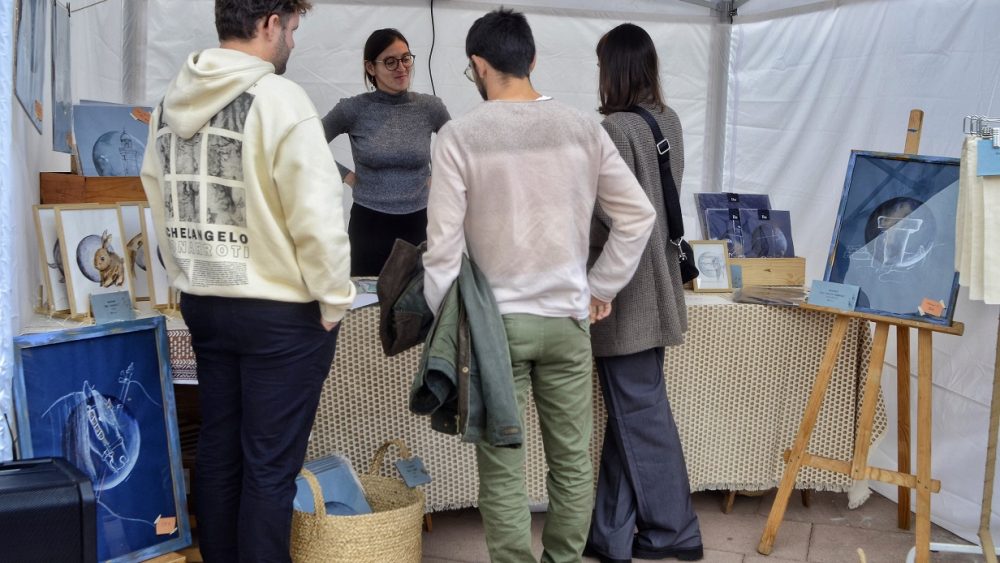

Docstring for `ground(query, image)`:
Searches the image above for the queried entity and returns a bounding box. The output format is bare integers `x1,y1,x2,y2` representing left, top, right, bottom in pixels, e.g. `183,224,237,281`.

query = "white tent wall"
144,1,716,220
725,0,1000,543
1,0,15,462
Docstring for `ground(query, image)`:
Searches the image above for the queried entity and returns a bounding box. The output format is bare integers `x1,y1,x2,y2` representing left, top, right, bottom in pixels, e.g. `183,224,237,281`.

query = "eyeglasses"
374,54,415,71
464,62,475,82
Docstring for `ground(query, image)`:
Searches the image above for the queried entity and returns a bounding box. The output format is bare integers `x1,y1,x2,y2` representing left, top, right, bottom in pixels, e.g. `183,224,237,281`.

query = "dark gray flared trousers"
588,347,702,559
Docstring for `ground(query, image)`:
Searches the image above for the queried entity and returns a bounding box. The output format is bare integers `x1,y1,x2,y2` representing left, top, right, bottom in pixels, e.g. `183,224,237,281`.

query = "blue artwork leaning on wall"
12,316,191,562
824,151,961,325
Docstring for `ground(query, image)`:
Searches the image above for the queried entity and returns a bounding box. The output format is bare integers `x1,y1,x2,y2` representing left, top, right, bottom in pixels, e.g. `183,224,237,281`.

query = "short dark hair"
465,8,535,78
596,23,665,115
363,29,410,89
215,0,313,42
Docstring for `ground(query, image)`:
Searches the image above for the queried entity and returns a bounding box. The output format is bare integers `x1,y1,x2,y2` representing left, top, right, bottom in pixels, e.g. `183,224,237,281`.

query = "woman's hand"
344,171,357,188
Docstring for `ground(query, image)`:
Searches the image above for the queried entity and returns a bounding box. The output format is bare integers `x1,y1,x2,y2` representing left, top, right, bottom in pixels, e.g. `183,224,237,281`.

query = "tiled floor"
421,490,985,562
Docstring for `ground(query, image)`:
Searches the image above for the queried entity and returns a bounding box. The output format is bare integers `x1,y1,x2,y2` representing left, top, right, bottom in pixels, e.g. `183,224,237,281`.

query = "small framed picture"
689,239,732,292
12,316,192,562
139,204,173,309
54,204,135,317
118,202,150,300
33,204,71,313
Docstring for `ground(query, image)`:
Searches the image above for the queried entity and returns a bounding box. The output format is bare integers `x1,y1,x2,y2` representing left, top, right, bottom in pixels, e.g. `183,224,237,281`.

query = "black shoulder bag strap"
626,106,684,243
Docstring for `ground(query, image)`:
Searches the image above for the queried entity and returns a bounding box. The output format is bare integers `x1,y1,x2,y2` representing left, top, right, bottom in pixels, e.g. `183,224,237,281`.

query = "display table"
23,296,885,512
163,295,885,512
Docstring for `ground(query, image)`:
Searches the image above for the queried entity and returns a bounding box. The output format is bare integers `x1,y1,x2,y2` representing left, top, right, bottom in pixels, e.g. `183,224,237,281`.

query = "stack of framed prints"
824,150,961,325
695,192,796,259
32,202,172,317
11,316,192,561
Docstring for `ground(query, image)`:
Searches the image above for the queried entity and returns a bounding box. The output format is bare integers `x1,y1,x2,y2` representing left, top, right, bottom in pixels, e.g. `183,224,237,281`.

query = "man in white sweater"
423,9,655,562
140,1,354,561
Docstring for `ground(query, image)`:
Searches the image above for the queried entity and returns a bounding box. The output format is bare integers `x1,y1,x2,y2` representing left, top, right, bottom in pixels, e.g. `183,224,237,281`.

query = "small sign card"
395,456,432,488
90,291,135,324
807,280,860,311
977,140,1000,176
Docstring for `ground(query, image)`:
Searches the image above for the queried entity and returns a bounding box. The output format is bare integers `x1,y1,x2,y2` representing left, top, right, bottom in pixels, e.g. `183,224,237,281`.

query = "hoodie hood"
161,48,274,139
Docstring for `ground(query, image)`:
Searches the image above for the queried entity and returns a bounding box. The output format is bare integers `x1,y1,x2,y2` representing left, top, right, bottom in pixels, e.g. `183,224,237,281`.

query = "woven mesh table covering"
165,302,886,512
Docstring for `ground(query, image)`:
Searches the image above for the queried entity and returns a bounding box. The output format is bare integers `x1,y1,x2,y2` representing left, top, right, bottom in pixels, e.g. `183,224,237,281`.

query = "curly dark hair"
215,0,313,41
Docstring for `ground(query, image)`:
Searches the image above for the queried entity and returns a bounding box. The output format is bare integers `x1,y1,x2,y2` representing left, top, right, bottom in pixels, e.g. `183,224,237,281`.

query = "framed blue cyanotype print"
824,151,961,325
12,316,191,562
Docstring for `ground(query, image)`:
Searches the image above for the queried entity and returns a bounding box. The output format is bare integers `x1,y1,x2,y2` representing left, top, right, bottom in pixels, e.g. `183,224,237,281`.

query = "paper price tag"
395,456,432,488
155,515,177,535
977,140,1000,176
918,298,945,317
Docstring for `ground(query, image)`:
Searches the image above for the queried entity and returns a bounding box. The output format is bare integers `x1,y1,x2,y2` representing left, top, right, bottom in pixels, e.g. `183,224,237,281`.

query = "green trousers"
476,314,594,563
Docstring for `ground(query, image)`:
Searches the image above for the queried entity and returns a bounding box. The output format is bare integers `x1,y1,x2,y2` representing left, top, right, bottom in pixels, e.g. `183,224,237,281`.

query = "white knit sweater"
423,98,655,319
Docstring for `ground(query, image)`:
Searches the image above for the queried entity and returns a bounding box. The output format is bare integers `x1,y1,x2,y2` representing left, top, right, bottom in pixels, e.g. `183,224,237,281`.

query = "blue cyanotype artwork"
703,208,745,257
73,103,152,176
14,0,48,133
825,151,961,325
12,317,191,562
51,1,72,152
694,192,771,239
740,209,795,258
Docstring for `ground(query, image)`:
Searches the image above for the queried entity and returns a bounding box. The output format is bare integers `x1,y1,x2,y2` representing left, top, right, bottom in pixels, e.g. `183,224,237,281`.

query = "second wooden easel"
756,110,966,563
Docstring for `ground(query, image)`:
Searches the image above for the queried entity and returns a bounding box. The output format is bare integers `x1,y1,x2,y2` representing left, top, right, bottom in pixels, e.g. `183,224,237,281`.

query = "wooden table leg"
914,329,933,563
897,326,912,530
722,490,736,514
758,316,851,555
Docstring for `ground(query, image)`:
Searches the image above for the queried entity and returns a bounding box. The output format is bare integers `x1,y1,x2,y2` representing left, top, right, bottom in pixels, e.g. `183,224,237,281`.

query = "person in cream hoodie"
140,1,354,561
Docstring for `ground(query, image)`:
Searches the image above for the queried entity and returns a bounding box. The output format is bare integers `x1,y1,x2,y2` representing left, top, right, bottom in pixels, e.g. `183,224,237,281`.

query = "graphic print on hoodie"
153,93,254,287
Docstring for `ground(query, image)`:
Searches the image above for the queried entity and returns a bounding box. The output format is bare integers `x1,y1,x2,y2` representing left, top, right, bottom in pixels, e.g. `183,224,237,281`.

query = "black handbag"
627,106,699,283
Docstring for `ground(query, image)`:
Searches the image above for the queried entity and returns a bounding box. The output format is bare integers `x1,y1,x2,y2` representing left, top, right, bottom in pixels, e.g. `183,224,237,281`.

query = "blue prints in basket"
293,454,372,516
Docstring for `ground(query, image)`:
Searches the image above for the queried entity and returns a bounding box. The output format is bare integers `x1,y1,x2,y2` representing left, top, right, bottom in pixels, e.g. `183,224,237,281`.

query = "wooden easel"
757,110,967,563
756,306,963,561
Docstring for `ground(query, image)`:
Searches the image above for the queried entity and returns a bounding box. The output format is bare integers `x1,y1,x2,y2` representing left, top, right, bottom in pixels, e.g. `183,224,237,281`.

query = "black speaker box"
0,457,97,563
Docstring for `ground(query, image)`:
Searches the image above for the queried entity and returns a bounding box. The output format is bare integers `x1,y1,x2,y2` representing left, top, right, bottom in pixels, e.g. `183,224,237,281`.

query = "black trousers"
348,203,427,276
180,293,340,563
588,347,702,559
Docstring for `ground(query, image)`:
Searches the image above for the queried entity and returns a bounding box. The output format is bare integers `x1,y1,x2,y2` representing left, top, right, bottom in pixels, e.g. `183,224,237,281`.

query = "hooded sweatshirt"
140,48,355,322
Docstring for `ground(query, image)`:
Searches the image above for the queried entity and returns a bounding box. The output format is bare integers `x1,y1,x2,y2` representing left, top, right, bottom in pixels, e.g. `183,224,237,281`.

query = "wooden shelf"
40,172,146,204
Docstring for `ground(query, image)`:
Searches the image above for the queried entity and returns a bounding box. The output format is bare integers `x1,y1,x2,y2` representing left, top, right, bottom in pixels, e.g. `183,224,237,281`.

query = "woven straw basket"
290,439,425,563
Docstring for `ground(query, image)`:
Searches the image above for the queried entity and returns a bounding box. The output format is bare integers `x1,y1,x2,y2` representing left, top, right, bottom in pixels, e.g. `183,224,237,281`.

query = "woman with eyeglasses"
584,23,703,563
322,28,450,276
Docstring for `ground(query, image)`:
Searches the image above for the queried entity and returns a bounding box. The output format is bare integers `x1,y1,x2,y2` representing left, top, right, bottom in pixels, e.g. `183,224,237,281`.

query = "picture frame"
14,0,48,133
118,202,150,300
740,208,795,258
51,0,72,153
689,240,732,292
33,204,71,313
824,150,961,325
72,102,151,176
55,204,135,317
139,204,173,309
12,316,192,562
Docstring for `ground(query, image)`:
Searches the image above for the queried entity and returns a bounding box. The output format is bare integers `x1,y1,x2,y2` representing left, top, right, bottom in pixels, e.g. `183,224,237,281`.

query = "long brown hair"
596,23,665,116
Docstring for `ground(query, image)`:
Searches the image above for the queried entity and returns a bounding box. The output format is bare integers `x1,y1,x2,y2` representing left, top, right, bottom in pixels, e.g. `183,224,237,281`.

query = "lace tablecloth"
164,299,885,511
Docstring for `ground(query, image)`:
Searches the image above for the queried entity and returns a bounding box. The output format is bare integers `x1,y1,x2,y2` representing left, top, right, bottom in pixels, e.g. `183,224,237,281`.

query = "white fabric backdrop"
3,0,1000,543
0,0,14,462
725,0,1000,542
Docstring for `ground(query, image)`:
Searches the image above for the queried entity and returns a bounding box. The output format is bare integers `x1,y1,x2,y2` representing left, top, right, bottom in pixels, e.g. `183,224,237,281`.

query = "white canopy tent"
1,0,998,544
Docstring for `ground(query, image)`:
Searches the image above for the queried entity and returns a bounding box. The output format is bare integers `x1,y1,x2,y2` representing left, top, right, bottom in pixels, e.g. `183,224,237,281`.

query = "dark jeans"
348,203,427,276
180,293,340,563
